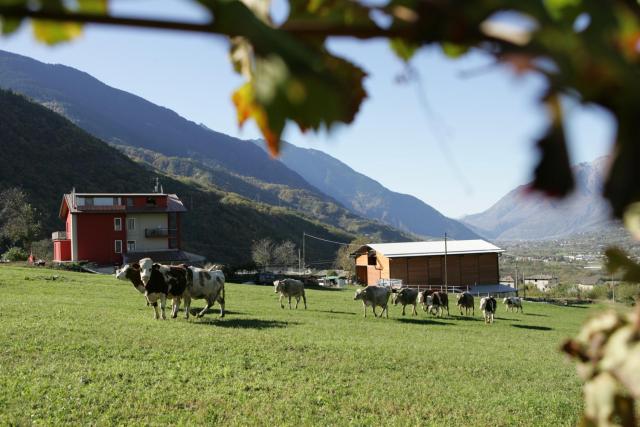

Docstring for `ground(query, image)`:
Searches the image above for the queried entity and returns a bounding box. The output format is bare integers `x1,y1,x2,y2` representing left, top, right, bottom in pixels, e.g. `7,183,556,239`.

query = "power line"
303,232,352,246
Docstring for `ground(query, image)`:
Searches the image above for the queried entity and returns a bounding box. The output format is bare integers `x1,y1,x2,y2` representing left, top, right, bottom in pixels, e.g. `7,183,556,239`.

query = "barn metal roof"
364,239,504,258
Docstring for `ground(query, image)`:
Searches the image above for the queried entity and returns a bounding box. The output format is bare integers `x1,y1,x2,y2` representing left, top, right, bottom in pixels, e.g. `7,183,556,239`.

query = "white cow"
503,296,523,313
354,286,390,318
273,279,307,309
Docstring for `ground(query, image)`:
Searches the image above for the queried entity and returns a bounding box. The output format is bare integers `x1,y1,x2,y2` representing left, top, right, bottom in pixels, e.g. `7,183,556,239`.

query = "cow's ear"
132,263,140,270
152,264,160,270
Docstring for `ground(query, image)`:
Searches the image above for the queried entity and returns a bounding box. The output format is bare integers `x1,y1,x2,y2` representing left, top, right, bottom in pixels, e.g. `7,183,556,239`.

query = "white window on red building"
114,217,122,231
114,240,122,253
127,241,136,252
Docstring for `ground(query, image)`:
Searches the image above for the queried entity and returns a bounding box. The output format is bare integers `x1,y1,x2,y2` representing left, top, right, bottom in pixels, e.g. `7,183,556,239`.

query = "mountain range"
462,156,616,240
0,49,477,243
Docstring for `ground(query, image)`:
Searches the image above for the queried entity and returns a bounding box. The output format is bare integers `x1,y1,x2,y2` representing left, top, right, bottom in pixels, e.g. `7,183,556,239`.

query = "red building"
52,191,187,266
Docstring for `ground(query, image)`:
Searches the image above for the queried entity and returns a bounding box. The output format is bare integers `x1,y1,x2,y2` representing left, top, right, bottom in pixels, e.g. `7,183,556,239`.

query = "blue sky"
0,0,616,218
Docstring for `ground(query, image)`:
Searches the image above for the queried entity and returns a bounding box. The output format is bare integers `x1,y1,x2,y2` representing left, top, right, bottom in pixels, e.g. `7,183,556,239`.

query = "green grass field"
0,265,607,425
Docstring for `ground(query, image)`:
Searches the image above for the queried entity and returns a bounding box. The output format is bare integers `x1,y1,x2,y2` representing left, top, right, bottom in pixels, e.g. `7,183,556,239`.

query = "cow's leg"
197,297,212,318
303,293,307,310
372,305,378,318
171,297,180,319
362,303,367,318
151,301,160,319
279,294,285,309
184,295,191,319
288,295,292,310
402,304,406,316
216,291,225,318
412,303,417,316
160,295,167,320
295,296,300,309
383,304,388,318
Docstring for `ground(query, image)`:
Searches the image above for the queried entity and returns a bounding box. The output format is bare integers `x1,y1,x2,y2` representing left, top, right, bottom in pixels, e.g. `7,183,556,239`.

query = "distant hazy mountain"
462,157,615,240
256,141,479,240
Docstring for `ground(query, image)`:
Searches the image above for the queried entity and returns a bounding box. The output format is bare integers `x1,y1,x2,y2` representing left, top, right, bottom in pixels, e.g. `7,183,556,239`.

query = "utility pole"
298,248,301,272
515,260,519,297
444,233,448,292
302,232,306,272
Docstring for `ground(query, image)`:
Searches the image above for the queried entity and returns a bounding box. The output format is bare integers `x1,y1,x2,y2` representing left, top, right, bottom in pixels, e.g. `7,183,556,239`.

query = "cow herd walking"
115,260,523,325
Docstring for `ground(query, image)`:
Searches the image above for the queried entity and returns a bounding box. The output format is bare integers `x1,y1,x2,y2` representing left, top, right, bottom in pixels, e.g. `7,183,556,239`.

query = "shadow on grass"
511,324,553,331
395,318,452,326
453,315,482,321
565,305,589,309
193,318,297,329
315,310,356,316
496,317,521,321
525,313,549,317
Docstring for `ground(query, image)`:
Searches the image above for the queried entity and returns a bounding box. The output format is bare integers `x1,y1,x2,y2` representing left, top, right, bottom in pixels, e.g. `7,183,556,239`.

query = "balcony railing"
145,228,177,238
51,231,67,240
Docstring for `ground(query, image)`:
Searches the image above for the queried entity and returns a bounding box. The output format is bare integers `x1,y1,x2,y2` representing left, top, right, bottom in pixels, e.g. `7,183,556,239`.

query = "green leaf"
77,0,108,14
543,0,582,20
0,17,21,34
389,38,417,62
441,42,469,58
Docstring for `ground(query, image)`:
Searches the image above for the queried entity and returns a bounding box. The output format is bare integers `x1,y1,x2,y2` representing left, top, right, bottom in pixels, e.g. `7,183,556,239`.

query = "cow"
184,265,226,318
423,291,449,317
115,263,146,296
391,288,418,316
456,292,475,316
136,258,189,320
354,286,390,318
503,296,523,313
273,279,307,310
480,296,497,324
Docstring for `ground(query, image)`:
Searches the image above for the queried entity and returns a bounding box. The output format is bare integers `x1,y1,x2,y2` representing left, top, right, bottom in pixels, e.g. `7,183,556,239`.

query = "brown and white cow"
391,288,419,316
456,292,475,316
354,286,390,318
273,279,307,310
480,296,497,324
503,296,523,313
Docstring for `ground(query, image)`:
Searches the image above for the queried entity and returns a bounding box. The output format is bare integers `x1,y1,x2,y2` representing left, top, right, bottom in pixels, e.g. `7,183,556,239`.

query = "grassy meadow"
0,265,608,425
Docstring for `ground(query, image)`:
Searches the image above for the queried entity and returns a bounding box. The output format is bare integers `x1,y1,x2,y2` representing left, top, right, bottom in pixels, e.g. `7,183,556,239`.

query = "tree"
273,240,297,268
334,236,369,280
0,187,41,250
251,238,274,270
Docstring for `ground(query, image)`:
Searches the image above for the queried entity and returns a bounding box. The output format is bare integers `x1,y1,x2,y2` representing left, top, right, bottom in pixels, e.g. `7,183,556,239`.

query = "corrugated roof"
61,193,186,214
365,239,504,258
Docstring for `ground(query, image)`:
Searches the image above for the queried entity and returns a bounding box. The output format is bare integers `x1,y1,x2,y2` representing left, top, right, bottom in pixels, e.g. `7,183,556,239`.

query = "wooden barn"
353,240,504,290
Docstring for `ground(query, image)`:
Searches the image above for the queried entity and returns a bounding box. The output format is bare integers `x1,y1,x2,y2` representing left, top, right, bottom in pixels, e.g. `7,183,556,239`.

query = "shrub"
30,239,53,261
615,283,640,305
1,246,29,262
586,285,610,301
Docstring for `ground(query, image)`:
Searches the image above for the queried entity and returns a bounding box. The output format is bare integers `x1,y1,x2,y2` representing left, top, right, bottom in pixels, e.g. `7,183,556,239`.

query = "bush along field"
0,265,612,426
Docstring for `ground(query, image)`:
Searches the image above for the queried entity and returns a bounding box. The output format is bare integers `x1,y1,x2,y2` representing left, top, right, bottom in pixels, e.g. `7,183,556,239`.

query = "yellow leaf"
32,20,82,45
232,83,281,156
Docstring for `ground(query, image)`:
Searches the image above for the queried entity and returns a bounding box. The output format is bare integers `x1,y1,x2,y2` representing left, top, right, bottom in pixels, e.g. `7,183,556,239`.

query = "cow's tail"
217,277,225,306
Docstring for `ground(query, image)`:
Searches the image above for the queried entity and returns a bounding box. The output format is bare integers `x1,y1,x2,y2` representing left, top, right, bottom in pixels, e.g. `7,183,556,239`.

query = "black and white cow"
134,258,189,320
456,292,475,316
480,296,497,324
420,291,449,317
184,265,226,318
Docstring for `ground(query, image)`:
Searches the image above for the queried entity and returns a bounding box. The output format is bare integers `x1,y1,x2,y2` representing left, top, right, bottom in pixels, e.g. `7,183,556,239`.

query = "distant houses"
524,274,559,292
52,190,187,266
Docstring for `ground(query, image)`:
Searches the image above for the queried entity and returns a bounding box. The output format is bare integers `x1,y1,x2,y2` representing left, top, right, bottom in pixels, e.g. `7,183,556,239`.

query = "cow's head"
138,258,154,286
273,280,282,293
354,288,365,301
115,263,144,294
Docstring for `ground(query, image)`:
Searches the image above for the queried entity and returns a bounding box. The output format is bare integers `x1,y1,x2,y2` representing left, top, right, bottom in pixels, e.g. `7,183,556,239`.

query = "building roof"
360,239,504,258
60,193,186,216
